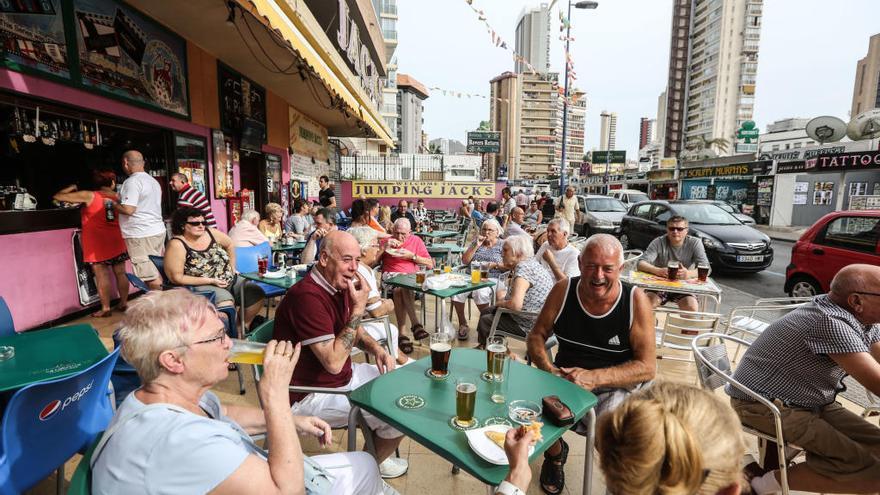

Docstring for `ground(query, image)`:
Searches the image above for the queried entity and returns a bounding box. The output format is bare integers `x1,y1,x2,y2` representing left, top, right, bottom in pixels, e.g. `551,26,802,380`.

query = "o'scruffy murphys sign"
352,181,496,199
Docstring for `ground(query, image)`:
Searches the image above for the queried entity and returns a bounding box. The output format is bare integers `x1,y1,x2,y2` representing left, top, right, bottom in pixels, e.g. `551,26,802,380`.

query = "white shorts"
359,320,399,359
311,451,393,495
451,279,497,305
292,362,403,439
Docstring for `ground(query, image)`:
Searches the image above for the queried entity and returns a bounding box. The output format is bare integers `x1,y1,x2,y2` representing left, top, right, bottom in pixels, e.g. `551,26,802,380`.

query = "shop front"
0,0,391,329
581,175,606,195
647,169,678,200
678,160,773,224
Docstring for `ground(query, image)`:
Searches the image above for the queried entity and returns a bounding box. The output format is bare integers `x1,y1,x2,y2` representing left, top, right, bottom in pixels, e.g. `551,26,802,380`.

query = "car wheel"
789,276,821,298
582,225,592,237
620,233,630,250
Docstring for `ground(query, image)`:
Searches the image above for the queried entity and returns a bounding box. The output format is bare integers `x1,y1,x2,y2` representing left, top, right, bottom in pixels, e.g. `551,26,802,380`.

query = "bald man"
272,231,409,478
729,264,880,494
113,150,165,289
527,234,655,494
503,206,530,238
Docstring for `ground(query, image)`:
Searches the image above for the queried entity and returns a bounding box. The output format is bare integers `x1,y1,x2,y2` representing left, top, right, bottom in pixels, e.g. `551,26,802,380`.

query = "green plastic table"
349,348,598,490
384,274,495,333
0,324,108,392
415,230,458,240
238,271,303,337
271,241,307,252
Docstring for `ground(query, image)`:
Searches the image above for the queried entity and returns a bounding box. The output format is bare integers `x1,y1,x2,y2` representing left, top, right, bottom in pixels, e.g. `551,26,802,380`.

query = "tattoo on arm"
339,312,363,351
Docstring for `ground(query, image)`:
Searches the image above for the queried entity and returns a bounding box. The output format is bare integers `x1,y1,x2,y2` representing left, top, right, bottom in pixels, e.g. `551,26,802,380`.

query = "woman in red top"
54,170,130,317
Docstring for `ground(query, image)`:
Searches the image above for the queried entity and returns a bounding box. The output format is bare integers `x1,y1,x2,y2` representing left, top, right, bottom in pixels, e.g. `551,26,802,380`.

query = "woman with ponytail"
596,382,745,495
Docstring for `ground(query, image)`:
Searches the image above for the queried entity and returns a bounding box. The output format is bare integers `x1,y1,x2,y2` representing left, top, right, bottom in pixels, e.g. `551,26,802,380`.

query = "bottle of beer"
105,199,115,222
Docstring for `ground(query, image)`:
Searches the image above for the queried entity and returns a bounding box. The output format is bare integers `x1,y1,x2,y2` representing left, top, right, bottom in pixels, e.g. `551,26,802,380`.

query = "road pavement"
710,239,794,315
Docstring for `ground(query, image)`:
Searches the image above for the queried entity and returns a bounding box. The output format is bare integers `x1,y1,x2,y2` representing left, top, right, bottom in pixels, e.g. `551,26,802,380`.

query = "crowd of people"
66,150,880,495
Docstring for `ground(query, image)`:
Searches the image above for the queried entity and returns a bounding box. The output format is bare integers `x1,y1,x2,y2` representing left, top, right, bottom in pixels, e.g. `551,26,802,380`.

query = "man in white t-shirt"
112,150,166,290
535,218,580,282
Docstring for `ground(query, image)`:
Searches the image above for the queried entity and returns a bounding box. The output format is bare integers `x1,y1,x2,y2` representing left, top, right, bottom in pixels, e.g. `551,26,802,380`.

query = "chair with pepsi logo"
0,347,120,495
234,243,286,324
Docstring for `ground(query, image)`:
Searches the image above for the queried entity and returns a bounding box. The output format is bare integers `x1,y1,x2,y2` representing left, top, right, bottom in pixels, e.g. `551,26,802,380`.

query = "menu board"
218,63,266,137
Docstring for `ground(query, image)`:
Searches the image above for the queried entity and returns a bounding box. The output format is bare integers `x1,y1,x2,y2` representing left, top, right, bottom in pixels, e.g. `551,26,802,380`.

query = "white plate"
465,425,535,465
385,248,405,257
262,270,286,279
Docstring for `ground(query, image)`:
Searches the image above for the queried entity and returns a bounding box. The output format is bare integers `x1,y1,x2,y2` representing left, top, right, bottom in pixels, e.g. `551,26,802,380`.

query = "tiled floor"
26,297,870,494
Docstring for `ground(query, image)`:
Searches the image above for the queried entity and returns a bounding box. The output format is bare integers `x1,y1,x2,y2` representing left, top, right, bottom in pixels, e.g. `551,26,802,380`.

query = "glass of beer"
415,269,426,284
454,379,477,428
429,332,451,378
229,339,266,365
666,261,680,280
485,336,507,377
480,262,490,281
433,266,442,276
489,352,510,404
470,263,481,284
443,264,452,273
697,263,710,282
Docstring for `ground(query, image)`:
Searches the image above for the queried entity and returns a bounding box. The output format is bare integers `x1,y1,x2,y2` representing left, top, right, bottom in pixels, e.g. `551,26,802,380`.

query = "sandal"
90,309,112,318
411,324,429,341
116,304,128,312
457,324,469,341
540,438,569,495
398,336,414,355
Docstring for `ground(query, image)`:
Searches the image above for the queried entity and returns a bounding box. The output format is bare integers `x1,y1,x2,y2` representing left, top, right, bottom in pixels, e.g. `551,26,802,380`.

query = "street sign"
736,121,759,143
467,131,501,153
590,150,626,163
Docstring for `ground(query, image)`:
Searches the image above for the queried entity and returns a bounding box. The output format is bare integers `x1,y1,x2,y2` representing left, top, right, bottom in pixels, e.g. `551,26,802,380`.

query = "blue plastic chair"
0,296,15,337
0,347,120,495
234,243,286,299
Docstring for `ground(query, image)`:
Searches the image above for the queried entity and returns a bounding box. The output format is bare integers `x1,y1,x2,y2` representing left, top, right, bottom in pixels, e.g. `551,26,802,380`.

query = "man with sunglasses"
728,264,880,494
637,215,710,312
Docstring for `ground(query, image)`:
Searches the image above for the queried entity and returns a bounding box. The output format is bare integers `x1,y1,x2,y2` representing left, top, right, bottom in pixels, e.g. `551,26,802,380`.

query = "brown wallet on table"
542,395,575,426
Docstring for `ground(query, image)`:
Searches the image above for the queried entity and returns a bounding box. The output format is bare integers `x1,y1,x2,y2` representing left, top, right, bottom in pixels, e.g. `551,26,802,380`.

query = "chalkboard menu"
218,63,266,141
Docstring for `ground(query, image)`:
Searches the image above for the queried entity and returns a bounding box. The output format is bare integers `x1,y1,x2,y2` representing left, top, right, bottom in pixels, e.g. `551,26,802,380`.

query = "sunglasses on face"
667,226,687,232
186,221,209,226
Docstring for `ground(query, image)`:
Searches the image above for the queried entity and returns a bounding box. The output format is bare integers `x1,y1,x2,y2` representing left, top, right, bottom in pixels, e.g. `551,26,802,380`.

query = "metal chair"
691,333,800,495
723,298,811,362
486,307,557,362
247,319,389,457
0,296,15,337
839,375,880,420
622,249,643,274
0,348,119,495
655,308,721,366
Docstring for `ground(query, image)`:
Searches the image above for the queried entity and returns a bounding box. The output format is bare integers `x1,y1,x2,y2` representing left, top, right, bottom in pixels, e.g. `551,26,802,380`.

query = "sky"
394,0,880,159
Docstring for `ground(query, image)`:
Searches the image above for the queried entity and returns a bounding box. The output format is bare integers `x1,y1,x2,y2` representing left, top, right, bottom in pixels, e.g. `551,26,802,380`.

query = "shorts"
310,452,389,495
292,362,403,439
358,319,399,359
88,252,130,266
572,382,649,435
648,290,694,306
124,233,166,281
731,398,880,481
190,276,265,307
451,279,497,305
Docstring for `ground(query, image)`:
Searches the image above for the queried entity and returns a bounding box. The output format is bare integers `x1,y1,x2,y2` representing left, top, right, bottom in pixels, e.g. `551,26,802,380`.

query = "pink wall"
339,181,506,211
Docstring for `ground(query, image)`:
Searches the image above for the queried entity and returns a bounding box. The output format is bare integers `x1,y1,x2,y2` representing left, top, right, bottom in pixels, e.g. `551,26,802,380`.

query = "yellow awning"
243,0,394,147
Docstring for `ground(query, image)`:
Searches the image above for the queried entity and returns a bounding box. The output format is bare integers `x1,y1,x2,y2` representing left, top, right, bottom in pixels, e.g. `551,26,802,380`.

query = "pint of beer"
486,336,507,377
229,339,267,365
455,380,477,427
415,270,426,284
429,332,451,377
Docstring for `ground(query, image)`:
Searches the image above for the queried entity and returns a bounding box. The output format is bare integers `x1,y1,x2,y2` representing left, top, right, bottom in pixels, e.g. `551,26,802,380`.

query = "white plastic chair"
839,375,880,420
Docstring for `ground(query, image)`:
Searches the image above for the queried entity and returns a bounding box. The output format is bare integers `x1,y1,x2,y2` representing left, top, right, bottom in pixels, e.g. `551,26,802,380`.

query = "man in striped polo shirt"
170,173,216,228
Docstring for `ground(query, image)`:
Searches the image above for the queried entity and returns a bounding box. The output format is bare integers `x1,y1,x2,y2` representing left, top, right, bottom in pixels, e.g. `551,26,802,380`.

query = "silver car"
688,200,756,225
575,195,628,236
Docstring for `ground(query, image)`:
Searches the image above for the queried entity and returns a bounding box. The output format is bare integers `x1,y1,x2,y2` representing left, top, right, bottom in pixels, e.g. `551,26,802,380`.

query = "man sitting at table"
380,218,433,353
412,198,429,226
636,215,710,312
390,200,417,231
301,207,337,264
728,263,880,495
535,218,581,282
527,233,655,495
503,207,531,238
273,230,410,479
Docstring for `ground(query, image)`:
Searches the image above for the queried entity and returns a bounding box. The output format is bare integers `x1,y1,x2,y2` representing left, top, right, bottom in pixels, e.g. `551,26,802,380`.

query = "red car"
785,210,880,297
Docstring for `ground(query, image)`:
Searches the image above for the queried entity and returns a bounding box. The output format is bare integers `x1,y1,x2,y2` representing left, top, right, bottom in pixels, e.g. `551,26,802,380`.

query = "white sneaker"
379,456,409,479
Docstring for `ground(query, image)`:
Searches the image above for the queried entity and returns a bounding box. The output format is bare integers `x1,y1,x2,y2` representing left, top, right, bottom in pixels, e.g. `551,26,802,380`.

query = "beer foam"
456,382,477,393
430,343,452,352
486,344,506,353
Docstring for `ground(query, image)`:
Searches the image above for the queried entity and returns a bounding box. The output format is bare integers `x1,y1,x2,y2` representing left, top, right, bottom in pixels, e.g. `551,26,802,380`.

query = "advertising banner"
289,106,329,162
352,181,496,198
0,0,70,79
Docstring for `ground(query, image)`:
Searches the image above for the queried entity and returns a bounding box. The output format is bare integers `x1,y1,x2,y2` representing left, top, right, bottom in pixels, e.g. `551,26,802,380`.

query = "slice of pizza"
523,422,543,443
485,430,506,449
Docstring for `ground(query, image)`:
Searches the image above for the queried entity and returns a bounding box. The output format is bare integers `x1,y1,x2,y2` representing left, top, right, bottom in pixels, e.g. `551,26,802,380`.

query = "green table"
349,348,598,489
238,271,303,337
0,324,108,392
427,243,465,266
415,230,458,240
384,274,495,333
271,241,307,252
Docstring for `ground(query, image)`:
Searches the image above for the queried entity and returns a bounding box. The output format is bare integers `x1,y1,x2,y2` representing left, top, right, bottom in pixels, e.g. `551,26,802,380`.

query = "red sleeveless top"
81,191,127,263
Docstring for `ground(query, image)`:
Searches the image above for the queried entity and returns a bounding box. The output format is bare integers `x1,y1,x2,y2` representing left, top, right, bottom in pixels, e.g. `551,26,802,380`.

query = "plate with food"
262,270,286,279
384,248,406,257
465,423,540,465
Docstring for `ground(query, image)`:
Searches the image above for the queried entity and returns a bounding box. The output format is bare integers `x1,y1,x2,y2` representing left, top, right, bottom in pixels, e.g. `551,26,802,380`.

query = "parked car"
574,195,628,236
687,200,756,225
609,189,650,207
785,210,880,297
620,200,773,273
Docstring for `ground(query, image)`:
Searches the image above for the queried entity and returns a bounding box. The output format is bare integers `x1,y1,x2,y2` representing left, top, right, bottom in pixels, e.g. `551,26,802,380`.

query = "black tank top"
552,277,635,370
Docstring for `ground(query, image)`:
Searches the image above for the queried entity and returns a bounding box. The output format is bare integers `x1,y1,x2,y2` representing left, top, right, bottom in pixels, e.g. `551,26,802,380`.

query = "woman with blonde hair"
377,204,393,232
596,382,745,495
258,202,283,242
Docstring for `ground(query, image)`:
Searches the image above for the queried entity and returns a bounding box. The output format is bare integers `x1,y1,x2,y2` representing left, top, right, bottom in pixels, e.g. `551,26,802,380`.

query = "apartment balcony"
383,29,398,41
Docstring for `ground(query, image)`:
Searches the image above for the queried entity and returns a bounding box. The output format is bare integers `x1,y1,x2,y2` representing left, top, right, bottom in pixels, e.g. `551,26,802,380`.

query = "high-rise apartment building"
372,0,399,152
599,111,617,151
639,117,654,149
556,89,587,177
514,4,551,74
656,89,667,157
518,72,558,178
396,74,429,153
662,0,763,158
489,72,521,179
851,33,880,117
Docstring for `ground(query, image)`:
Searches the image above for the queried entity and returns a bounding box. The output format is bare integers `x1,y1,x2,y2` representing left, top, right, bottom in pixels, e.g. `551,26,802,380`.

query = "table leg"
239,280,246,339
485,485,495,495
583,408,596,495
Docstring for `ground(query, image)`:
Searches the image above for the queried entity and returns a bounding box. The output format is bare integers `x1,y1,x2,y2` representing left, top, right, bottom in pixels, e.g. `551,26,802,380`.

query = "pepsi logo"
39,400,62,421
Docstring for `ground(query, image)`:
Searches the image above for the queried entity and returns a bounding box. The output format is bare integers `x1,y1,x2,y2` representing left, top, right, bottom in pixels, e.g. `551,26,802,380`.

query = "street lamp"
559,0,597,195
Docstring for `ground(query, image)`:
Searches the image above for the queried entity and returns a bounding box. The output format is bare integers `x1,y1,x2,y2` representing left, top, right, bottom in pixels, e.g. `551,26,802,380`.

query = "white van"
609,189,650,207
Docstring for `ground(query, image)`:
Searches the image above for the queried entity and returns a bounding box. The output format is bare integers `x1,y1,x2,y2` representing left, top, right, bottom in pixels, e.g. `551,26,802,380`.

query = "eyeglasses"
855,291,880,297
178,328,228,348
667,226,687,232
186,221,209,226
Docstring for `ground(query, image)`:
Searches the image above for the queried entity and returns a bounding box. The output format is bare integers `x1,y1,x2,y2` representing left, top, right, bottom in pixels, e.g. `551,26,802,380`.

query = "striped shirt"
176,184,216,228
728,295,880,408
